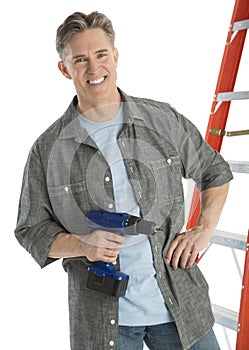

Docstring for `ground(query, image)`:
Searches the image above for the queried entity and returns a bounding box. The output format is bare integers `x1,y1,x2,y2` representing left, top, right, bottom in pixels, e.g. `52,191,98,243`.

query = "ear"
58,61,72,80
113,48,119,66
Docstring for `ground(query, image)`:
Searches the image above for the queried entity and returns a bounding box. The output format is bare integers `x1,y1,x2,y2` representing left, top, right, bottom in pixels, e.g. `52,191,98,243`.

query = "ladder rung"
233,19,249,31
211,230,247,250
228,20,249,44
209,128,249,137
212,304,238,331
217,91,249,102
229,161,249,174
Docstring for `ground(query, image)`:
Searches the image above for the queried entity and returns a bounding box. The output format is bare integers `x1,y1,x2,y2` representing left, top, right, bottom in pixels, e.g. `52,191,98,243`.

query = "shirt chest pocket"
48,181,90,234
150,155,184,206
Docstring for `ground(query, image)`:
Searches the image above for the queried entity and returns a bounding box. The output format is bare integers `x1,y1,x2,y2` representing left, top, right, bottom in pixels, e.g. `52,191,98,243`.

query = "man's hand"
74,230,127,263
48,230,126,261
165,226,211,270
165,183,230,270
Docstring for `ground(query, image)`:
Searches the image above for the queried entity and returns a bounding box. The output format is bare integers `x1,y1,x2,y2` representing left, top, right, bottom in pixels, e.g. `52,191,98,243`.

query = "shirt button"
109,340,115,346
168,298,174,305
130,166,134,173
108,204,114,209
105,176,110,182
110,319,116,325
154,245,158,252
64,186,69,192
167,158,172,165
121,140,126,148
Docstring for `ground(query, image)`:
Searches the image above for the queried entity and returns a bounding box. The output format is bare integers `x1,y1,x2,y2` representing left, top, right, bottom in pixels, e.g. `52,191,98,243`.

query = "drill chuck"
124,216,161,235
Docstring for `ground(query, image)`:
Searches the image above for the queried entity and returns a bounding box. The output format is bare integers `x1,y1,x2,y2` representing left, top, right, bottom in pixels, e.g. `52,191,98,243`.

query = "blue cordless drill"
85,210,162,297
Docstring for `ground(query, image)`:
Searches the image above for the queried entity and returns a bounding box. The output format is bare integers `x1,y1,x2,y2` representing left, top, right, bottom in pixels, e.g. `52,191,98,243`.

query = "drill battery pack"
86,262,129,297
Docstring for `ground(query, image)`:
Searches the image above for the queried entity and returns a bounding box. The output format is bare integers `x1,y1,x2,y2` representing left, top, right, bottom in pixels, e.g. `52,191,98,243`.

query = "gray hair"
56,11,115,60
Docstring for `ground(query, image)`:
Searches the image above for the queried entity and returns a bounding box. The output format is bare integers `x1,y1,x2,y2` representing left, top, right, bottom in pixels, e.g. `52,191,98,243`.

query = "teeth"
88,77,105,85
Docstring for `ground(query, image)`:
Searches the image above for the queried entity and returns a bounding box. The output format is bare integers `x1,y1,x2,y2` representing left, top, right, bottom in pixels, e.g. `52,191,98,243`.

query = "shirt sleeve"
173,111,233,191
15,144,65,268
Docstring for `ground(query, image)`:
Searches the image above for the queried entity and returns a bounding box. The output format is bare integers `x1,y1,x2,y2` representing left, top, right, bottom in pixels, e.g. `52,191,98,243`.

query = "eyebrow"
72,49,108,60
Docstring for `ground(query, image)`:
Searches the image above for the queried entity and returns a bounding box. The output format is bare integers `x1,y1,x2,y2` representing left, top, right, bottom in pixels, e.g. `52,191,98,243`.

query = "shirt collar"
58,89,145,143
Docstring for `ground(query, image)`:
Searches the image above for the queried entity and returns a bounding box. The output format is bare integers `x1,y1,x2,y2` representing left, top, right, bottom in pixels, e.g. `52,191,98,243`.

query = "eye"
75,57,87,63
97,52,107,59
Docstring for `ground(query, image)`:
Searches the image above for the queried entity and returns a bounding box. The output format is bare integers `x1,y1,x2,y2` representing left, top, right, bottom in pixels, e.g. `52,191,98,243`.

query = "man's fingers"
166,228,212,269
108,231,127,244
186,248,199,268
179,249,199,269
74,230,126,262
167,246,195,270
165,239,179,264
165,234,199,270
170,246,188,270
77,230,126,248
88,246,120,262
96,230,127,246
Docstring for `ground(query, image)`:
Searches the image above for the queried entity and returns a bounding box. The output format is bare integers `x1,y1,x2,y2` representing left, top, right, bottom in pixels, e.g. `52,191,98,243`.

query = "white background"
1,0,248,349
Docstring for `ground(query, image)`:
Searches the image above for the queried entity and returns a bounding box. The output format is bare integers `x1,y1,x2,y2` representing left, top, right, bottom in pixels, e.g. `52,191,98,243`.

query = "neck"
77,91,122,122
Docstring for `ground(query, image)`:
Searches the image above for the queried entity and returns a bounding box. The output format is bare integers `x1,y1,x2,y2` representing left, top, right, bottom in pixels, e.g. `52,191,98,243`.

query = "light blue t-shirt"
79,105,173,325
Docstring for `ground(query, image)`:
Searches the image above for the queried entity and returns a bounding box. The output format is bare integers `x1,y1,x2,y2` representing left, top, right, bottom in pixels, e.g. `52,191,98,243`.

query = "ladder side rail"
206,0,249,150
236,230,249,349
185,2,249,348
186,0,249,230
206,26,248,151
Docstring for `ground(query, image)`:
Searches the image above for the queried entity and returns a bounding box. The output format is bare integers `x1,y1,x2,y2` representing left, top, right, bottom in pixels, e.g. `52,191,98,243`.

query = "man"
15,11,233,350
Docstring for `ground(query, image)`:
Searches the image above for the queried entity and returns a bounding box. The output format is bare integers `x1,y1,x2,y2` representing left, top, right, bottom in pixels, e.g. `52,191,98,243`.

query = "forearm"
48,232,87,259
197,182,230,236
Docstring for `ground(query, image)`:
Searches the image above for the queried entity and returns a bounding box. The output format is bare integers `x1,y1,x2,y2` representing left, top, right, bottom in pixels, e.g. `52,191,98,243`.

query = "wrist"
197,214,215,237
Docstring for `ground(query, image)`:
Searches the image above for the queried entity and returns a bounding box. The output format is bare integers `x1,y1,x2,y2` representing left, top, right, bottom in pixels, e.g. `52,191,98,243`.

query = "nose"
87,57,100,74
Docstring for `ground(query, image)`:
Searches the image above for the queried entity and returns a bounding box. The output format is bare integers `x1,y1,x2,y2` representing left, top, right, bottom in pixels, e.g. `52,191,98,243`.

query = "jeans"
118,322,220,350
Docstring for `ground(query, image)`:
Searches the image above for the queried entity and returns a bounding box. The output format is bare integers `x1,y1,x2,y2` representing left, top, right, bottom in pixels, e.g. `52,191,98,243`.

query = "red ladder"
186,0,249,348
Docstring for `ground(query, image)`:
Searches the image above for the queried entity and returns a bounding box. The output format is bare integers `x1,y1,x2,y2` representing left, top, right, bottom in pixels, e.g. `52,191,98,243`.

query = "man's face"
58,28,119,111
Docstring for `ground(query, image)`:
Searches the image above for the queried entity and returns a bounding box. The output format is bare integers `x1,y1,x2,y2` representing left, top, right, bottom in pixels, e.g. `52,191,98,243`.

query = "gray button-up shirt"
15,89,233,350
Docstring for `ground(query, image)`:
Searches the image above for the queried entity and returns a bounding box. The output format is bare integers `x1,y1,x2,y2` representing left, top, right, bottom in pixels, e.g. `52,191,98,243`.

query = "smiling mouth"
87,76,106,85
